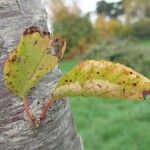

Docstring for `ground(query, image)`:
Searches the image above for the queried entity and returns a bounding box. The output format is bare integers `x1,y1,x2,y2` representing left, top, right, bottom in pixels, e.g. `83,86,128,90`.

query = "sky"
65,0,121,14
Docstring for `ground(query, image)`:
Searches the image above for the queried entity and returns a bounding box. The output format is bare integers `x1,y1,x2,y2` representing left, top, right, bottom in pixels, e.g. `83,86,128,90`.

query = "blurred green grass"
59,40,150,150
70,97,150,150
136,40,150,48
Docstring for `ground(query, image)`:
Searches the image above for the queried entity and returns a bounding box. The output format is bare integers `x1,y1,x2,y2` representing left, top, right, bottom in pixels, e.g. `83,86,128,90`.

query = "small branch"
23,96,40,127
39,98,55,123
23,96,56,126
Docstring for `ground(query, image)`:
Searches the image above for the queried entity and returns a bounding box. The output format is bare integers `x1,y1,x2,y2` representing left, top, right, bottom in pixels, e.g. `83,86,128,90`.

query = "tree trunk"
0,0,83,149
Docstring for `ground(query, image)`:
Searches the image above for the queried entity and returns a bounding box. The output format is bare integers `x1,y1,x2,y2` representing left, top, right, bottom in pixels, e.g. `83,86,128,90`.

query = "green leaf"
53,60,150,100
4,26,66,97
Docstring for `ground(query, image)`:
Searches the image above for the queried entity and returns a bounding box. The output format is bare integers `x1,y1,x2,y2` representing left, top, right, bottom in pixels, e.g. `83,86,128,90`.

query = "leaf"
53,60,150,100
4,26,66,97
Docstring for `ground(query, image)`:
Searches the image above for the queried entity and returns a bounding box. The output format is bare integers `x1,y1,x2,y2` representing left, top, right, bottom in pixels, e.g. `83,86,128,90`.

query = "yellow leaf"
4,26,66,97
53,60,150,100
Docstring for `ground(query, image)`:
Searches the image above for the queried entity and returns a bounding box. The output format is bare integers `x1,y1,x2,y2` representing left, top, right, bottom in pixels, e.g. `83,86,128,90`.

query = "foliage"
96,0,124,18
4,26,66,97
54,60,150,100
123,0,150,23
130,19,150,39
52,1,97,59
95,16,131,39
84,40,150,77
95,0,150,40
50,0,80,22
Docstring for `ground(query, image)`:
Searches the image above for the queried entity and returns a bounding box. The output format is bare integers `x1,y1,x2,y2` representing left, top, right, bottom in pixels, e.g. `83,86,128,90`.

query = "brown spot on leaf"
36,76,40,79
42,31,50,37
51,38,65,59
8,82,12,85
33,40,38,45
23,26,51,38
23,59,27,63
118,82,121,85
23,26,40,35
132,83,137,86
6,72,10,76
10,55,17,63
130,71,133,75
97,84,102,88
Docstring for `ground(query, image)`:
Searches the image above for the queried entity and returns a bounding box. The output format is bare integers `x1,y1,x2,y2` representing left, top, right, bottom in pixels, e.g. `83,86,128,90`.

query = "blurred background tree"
123,0,150,23
130,18,150,39
96,0,124,18
95,0,150,40
50,0,97,59
48,0,150,59
95,16,131,39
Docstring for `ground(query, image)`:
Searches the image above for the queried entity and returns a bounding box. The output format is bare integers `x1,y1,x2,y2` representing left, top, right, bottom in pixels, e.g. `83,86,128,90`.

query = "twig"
23,96,40,127
39,98,55,123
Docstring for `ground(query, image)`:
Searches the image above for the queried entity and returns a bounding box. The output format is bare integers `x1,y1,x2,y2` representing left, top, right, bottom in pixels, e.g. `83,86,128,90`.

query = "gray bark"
0,0,83,150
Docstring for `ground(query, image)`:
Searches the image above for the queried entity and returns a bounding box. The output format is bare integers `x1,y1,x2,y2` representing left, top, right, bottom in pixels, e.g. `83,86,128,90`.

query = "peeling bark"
0,0,83,149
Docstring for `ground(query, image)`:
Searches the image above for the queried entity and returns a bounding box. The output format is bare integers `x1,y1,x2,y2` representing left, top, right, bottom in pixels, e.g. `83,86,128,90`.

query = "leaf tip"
51,38,66,59
142,90,150,100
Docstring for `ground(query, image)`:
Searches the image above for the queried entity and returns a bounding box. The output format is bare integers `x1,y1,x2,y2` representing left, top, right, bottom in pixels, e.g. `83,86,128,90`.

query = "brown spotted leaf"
53,60,150,100
4,26,66,97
